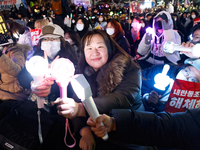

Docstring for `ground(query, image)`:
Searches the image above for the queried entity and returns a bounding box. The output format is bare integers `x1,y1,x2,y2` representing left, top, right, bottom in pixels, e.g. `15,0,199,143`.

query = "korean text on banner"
31,29,41,46
164,79,200,113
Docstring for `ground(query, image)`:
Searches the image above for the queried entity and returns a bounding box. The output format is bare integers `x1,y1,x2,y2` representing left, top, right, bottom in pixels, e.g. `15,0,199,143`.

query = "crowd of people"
0,1,200,150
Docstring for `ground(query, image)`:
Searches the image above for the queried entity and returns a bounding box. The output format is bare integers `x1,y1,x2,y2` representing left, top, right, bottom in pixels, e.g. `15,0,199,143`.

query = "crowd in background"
0,1,200,150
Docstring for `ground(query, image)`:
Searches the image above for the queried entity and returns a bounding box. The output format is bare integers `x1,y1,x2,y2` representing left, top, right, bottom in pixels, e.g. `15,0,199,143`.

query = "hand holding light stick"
154,64,173,91
51,58,75,99
163,41,200,57
70,74,109,141
26,56,48,108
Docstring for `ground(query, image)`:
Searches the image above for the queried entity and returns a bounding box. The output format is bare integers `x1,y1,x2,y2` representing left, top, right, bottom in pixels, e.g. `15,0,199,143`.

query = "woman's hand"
180,42,198,58
54,97,81,119
87,114,116,138
31,77,54,97
79,127,96,150
146,91,160,104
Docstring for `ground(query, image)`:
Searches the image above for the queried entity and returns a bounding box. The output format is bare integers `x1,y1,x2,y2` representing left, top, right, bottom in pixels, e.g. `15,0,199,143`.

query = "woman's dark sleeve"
109,108,200,149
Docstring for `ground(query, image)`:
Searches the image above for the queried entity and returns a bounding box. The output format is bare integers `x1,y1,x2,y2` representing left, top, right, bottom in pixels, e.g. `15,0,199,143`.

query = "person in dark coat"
87,108,200,150
18,3,27,18
106,19,131,54
10,4,18,19
75,17,91,38
36,29,145,150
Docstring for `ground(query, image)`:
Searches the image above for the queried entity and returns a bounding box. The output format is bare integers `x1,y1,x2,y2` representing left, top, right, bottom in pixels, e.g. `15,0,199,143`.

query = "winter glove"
162,20,171,30
145,33,152,45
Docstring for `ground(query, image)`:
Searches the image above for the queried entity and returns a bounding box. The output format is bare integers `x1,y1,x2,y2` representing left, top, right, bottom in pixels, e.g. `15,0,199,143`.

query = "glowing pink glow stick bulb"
26,56,48,108
51,58,75,98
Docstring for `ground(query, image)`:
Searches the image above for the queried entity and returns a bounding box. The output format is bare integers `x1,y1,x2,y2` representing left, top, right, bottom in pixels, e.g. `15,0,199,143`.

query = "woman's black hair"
191,23,200,35
9,21,29,35
191,10,199,18
64,29,81,51
77,29,130,73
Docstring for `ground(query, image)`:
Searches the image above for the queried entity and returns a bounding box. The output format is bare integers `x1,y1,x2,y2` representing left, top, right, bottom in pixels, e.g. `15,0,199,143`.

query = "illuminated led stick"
146,27,154,35
51,58,76,148
164,41,200,57
26,56,48,108
51,58,75,98
154,64,173,90
71,74,109,141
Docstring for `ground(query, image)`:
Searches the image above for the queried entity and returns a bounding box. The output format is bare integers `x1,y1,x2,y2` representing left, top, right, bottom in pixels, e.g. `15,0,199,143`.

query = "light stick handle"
173,44,193,52
32,75,45,109
82,96,109,141
57,80,70,99
60,86,68,99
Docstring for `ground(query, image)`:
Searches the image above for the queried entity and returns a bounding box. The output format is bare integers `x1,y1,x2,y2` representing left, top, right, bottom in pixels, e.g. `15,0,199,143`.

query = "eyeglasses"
181,67,200,83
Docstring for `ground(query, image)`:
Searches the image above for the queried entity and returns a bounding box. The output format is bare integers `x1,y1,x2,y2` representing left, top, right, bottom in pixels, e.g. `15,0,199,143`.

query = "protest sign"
0,12,13,46
164,79,200,113
31,29,41,46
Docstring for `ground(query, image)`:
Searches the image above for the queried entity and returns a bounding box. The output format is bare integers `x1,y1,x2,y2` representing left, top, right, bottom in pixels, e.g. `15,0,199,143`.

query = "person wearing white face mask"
106,19,131,54
75,17,91,38
94,15,107,30
64,29,81,57
137,11,182,69
34,23,78,65
191,10,199,20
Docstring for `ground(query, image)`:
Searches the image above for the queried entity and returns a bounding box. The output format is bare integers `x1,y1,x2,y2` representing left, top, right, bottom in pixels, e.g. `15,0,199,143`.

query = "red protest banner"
31,29,41,46
164,79,200,113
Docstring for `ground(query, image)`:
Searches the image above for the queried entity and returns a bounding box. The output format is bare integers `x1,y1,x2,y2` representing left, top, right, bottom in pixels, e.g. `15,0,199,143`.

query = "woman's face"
84,34,108,71
77,19,84,25
64,33,74,45
176,66,200,83
192,29,200,42
106,22,114,29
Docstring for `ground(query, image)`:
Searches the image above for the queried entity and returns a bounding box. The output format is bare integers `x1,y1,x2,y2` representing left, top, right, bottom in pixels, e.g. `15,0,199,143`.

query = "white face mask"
13,33,20,39
106,28,115,35
65,39,72,44
41,41,61,59
99,17,103,22
72,19,75,24
192,15,196,19
141,23,145,28
76,24,84,31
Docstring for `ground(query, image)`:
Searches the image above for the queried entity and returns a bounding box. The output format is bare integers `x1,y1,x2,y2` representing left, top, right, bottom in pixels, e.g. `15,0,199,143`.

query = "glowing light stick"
163,41,200,57
154,64,173,90
51,58,75,98
26,56,48,108
146,27,154,35
70,74,109,141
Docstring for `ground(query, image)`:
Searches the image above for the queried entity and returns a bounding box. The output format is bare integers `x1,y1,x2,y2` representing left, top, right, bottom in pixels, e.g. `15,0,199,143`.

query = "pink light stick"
51,58,76,148
51,58,75,98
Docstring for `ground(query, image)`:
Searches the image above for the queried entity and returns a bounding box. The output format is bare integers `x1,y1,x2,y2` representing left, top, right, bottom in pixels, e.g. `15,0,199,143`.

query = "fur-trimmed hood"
84,53,134,96
7,43,31,60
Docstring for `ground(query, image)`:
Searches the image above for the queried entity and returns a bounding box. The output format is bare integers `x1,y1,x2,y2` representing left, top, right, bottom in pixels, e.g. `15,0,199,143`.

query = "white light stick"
154,64,173,90
146,27,154,35
26,56,48,108
51,58,75,98
163,41,200,57
70,74,109,141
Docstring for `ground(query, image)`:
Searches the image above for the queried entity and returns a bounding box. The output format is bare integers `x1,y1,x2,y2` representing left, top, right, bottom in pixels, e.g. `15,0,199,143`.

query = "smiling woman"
55,29,146,150
84,34,108,71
